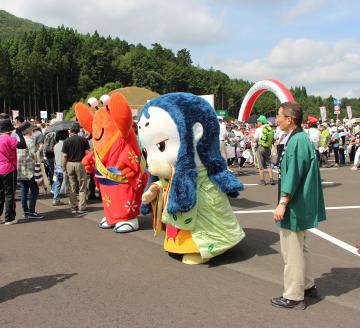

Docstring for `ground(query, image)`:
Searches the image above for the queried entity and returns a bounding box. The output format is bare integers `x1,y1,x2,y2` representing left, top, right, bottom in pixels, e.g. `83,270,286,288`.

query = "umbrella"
246,114,258,124
45,120,79,134
267,117,276,126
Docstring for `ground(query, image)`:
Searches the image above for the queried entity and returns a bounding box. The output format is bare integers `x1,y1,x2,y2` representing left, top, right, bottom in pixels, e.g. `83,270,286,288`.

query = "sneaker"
271,296,306,310
269,178,276,185
27,212,44,219
259,179,267,186
304,285,318,298
71,208,78,214
351,166,358,171
52,200,66,206
76,210,88,215
5,219,18,225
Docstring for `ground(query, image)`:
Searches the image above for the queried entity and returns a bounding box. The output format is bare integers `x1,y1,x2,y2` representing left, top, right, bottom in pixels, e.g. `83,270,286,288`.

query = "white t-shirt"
219,122,227,141
253,126,264,142
307,127,321,150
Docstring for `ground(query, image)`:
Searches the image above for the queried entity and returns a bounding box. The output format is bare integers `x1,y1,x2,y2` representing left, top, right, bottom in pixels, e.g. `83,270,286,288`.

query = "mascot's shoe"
113,218,139,233
99,217,115,229
182,253,209,265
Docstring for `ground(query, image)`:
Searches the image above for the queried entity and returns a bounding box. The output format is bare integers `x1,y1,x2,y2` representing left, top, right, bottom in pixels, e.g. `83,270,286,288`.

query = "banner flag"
56,112,64,120
346,106,352,119
11,110,19,121
320,106,327,122
40,111,48,119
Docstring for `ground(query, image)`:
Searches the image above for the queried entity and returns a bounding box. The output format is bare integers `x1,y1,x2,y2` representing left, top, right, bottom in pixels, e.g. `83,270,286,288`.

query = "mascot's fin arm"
167,167,197,214
127,128,142,156
75,103,94,134
109,92,132,138
140,174,159,215
210,170,244,198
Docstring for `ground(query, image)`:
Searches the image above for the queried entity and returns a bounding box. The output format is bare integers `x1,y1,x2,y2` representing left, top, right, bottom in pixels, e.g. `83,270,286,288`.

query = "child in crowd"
51,130,69,205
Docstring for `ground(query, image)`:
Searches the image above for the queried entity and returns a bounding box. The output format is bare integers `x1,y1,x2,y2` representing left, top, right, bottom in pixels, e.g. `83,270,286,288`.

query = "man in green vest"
271,101,326,310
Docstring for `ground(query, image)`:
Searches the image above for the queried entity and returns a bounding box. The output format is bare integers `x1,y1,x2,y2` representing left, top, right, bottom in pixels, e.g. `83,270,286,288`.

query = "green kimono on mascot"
139,92,245,264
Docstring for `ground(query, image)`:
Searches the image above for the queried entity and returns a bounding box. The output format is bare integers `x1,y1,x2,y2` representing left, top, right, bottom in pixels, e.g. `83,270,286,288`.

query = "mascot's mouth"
94,128,104,141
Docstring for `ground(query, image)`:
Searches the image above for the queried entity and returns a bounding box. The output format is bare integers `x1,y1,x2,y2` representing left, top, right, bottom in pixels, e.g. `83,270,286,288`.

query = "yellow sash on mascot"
94,147,147,184
94,148,128,184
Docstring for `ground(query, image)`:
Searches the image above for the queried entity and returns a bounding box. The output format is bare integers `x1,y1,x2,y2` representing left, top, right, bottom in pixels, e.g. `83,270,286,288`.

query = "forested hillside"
0,10,43,39
0,10,359,121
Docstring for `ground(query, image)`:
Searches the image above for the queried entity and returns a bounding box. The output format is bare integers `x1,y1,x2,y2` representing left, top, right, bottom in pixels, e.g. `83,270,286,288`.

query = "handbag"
34,162,43,186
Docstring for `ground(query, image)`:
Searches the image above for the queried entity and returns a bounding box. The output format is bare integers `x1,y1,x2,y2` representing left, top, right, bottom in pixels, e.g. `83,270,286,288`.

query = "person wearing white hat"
330,126,340,167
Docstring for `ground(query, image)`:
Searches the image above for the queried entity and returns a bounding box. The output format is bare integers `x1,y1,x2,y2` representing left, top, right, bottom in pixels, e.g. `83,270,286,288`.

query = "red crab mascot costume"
75,92,149,233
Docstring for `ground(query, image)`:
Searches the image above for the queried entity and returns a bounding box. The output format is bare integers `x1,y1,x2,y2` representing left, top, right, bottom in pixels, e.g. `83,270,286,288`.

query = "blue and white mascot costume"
139,93,245,264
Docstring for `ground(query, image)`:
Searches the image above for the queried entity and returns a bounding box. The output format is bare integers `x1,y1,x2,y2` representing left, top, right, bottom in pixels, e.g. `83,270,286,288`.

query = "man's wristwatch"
279,199,287,206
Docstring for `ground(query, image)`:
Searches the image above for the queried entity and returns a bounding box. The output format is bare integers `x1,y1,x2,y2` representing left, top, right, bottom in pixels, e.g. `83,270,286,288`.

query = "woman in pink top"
0,115,26,225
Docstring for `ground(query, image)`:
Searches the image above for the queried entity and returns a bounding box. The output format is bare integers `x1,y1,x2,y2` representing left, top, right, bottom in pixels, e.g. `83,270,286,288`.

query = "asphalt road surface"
0,165,359,328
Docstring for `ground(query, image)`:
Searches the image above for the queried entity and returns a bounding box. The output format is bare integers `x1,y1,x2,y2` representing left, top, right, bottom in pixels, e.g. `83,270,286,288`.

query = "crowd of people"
0,114,96,225
218,115,360,184
1,111,359,226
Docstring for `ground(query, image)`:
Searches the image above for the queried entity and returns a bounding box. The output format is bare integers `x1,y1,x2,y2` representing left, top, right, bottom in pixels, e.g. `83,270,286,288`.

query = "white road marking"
234,209,274,214
233,205,360,214
233,206,360,256
243,181,335,186
325,206,360,210
308,228,360,257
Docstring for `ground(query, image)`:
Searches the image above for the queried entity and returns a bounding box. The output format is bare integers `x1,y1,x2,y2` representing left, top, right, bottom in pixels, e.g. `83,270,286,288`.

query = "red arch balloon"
238,79,294,122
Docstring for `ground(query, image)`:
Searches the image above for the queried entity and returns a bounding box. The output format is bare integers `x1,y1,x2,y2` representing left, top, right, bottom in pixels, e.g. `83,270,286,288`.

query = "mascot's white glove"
148,161,172,179
142,184,160,204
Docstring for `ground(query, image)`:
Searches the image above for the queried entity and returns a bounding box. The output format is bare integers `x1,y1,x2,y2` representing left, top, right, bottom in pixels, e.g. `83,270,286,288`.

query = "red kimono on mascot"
75,92,149,233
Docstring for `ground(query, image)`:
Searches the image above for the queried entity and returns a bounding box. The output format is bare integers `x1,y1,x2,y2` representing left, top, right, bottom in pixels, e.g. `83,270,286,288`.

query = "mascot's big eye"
156,139,168,152
87,97,98,109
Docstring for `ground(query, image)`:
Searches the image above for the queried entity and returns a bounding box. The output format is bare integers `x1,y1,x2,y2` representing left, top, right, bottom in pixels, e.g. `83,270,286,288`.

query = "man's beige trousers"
67,162,87,211
280,228,315,301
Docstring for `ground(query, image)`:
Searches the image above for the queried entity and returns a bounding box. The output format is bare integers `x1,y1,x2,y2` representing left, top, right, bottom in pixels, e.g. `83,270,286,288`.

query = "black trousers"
0,170,17,222
87,173,96,198
333,147,339,164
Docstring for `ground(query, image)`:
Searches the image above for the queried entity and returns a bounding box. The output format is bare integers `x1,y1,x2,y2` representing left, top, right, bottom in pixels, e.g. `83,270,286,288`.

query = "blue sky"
2,0,360,98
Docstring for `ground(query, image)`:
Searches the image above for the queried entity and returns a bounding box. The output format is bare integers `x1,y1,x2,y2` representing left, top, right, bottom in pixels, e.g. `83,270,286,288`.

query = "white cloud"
283,0,328,21
213,38,360,98
2,0,225,47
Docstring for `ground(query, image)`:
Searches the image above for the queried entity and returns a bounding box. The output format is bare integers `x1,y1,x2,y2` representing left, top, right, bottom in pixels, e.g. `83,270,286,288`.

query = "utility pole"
56,75,60,113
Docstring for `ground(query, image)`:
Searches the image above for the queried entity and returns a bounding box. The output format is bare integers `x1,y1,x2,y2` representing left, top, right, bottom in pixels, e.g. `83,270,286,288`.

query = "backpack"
260,125,274,148
44,132,57,154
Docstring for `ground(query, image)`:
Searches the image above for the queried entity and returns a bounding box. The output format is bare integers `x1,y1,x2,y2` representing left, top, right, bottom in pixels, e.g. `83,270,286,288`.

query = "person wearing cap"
337,126,346,165
330,126,340,167
253,115,275,185
225,123,236,167
306,116,321,164
0,113,27,225
318,124,330,167
218,117,228,161
17,122,45,220
51,130,69,206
